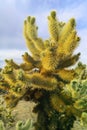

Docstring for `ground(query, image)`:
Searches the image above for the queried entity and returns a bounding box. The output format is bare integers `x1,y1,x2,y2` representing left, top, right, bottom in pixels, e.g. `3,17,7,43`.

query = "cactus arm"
25,17,45,51
57,53,80,69
48,11,59,43
23,20,40,60
58,18,76,46
57,69,76,82
63,31,80,56
22,52,36,64
26,16,38,39
5,59,19,69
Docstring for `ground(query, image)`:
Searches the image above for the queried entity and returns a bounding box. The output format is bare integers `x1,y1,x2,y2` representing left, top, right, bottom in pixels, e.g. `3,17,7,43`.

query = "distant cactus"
0,11,87,130
16,119,33,130
0,120,5,130
0,119,33,130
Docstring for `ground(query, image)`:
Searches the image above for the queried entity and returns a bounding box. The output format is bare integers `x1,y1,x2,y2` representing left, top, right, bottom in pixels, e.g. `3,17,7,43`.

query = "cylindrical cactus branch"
48,11,59,43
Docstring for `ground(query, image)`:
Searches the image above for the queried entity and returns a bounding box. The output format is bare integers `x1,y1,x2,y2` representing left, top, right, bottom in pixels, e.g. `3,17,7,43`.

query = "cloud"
0,49,25,60
0,0,26,49
58,2,87,21
0,49,26,67
75,29,87,64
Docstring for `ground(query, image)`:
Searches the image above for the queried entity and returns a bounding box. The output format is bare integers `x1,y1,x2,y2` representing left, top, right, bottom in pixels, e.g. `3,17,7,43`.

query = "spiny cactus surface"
0,11,87,130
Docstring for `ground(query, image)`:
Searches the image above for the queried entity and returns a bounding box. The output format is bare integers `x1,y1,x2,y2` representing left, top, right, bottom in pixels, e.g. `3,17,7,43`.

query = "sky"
0,0,87,66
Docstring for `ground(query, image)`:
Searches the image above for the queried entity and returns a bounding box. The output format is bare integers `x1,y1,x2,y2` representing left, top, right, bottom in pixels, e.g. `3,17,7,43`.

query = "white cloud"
0,49,26,60
73,28,87,64
58,1,87,21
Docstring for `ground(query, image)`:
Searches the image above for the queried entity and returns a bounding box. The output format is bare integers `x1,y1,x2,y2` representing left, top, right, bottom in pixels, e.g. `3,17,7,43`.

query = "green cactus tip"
51,10,56,18
27,16,31,22
31,17,35,24
70,18,76,27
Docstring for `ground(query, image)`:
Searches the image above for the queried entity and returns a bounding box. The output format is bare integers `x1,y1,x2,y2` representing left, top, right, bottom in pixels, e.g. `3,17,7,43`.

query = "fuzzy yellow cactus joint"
48,11,59,43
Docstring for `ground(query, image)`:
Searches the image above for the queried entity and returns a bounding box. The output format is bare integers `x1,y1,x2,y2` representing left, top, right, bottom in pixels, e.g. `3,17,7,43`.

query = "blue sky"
0,0,87,66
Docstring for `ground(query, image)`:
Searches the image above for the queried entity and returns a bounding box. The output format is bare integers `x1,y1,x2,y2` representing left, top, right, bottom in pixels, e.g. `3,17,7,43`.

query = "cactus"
0,119,33,130
0,96,15,128
48,10,59,43
0,11,87,130
0,120,5,130
16,119,33,130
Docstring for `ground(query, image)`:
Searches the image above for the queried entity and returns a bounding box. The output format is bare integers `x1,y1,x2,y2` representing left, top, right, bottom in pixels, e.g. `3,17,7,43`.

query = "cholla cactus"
16,119,33,130
0,11,86,130
62,66,87,127
0,96,15,128
0,119,33,130
0,120,5,130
